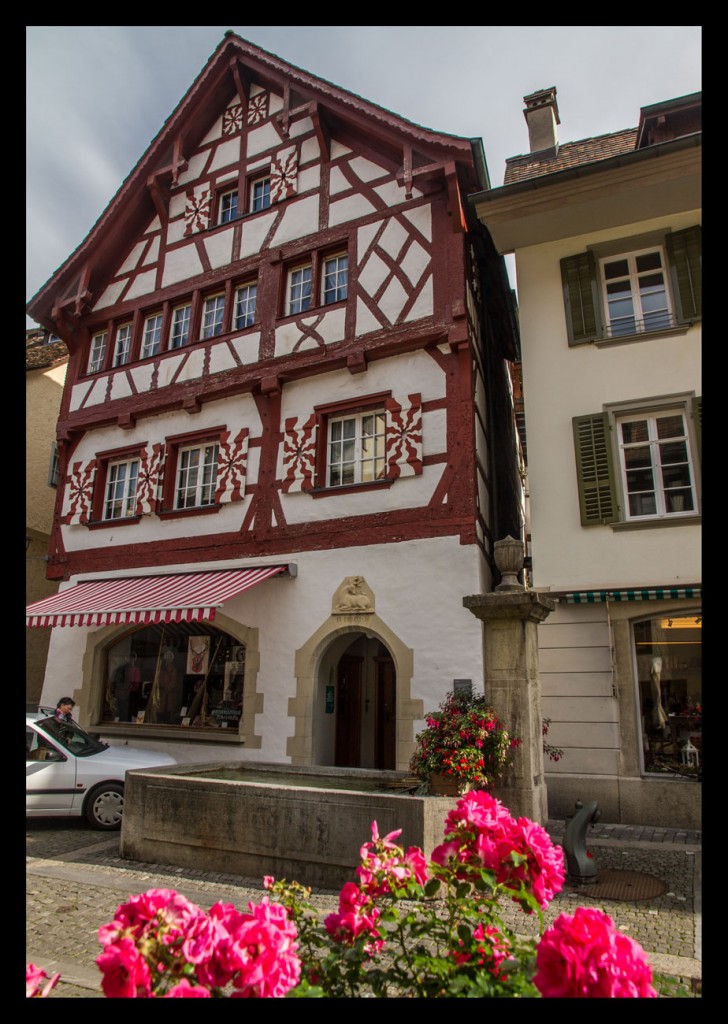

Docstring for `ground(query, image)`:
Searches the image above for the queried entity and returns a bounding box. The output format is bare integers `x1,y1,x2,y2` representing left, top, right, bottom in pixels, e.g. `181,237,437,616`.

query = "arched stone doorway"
288,584,420,771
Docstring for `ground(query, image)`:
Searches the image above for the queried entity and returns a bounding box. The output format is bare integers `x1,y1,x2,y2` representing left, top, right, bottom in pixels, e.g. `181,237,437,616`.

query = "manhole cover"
570,869,667,902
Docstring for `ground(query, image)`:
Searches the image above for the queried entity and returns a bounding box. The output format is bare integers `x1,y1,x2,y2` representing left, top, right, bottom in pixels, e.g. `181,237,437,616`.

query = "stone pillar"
463,537,555,823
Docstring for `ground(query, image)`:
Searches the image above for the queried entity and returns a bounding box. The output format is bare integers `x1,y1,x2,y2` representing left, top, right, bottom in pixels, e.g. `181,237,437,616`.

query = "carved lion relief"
332,576,374,615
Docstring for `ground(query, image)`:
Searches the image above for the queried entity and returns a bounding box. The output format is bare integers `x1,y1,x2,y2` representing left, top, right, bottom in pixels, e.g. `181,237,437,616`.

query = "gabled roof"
27,31,487,329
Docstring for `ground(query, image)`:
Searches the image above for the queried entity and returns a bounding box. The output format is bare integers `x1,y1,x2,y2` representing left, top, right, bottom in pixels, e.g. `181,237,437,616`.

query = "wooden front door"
374,656,396,769
335,655,362,767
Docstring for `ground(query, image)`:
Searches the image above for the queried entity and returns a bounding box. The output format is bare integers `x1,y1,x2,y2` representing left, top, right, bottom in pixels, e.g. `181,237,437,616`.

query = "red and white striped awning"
26,565,288,628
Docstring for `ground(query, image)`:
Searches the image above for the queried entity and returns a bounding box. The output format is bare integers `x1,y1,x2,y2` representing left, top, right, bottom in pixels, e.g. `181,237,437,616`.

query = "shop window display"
634,613,701,776
101,624,246,731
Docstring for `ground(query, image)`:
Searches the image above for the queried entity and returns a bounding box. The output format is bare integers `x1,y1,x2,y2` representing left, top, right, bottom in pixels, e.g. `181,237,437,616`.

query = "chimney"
523,87,560,153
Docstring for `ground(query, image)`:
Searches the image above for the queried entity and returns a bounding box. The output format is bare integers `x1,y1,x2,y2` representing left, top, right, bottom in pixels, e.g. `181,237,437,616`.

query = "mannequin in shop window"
112,653,142,722
156,646,183,723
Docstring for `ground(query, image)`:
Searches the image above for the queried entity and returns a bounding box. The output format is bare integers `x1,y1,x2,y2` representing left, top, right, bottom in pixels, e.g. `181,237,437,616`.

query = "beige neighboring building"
471,89,701,829
26,329,68,705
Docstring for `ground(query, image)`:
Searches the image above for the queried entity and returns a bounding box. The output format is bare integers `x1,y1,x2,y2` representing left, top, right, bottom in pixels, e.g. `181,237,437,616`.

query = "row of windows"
86,253,348,374
97,408,384,523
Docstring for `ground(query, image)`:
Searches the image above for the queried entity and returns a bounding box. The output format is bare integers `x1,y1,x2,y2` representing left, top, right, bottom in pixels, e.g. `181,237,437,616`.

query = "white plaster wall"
40,535,487,766
329,193,378,227
203,227,235,269
209,138,240,172
162,245,205,288
119,240,147,274
143,237,160,266
270,195,320,246
239,211,278,259
124,269,157,301
274,307,346,357
177,152,210,186
94,280,126,312
247,122,283,157
516,211,702,591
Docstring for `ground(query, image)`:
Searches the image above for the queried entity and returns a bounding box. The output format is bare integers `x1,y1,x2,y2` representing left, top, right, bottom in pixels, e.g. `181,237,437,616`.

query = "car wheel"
84,782,124,830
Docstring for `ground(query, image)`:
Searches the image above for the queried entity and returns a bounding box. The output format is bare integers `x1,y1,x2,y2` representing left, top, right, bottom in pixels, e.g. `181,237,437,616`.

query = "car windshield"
35,717,107,757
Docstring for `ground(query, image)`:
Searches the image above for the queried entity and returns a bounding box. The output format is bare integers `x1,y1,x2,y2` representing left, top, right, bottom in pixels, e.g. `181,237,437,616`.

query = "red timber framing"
26,31,521,585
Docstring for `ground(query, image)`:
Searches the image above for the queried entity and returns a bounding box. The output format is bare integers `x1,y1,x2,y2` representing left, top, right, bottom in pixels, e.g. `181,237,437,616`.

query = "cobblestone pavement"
26,817,701,998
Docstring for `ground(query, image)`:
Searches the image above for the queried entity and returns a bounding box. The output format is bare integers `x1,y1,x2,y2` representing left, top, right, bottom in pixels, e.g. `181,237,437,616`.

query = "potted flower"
409,690,519,796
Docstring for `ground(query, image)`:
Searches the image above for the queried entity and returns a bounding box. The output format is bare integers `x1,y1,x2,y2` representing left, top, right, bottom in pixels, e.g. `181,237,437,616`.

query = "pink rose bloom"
98,888,200,945
325,882,383,951
96,937,152,998
227,898,301,998
164,979,211,997
26,963,60,998
534,907,657,998
503,818,565,909
181,912,226,965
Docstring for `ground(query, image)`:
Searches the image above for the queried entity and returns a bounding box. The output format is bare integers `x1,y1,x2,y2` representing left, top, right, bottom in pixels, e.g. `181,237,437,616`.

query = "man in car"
54,697,75,723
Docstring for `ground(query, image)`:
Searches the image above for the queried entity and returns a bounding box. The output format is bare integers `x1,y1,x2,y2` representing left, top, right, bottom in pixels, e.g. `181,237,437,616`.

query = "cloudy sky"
26,25,701,326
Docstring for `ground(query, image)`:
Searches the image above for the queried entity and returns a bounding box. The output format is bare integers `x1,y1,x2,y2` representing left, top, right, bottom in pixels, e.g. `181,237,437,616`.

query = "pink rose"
164,979,211,997
26,963,60,998
96,937,152,998
534,907,657,998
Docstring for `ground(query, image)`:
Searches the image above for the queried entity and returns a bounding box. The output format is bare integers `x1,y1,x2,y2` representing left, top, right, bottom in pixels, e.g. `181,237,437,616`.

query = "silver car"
26,711,176,830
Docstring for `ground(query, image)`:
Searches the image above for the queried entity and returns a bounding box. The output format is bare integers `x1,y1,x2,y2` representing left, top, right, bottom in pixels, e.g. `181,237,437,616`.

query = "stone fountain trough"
120,762,456,889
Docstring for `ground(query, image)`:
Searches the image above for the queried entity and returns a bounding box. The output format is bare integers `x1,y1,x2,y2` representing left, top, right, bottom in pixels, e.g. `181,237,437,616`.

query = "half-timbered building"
26,32,522,770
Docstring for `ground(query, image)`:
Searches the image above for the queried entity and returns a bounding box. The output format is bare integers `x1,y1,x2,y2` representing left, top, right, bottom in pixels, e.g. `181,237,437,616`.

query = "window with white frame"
112,323,133,367
234,283,257,329
323,254,348,304
560,225,700,347
175,442,219,509
201,295,226,339
141,313,164,359
103,458,140,520
616,409,697,519
87,331,108,373
599,247,672,337
169,304,192,349
287,265,312,315
250,176,271,212
327,410,387,486
219,189,238,224
572,397,701,527
48,443,59,487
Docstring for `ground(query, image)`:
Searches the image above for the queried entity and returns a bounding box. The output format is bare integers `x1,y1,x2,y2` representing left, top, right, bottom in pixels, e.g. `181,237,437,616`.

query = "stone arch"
287,611,422,771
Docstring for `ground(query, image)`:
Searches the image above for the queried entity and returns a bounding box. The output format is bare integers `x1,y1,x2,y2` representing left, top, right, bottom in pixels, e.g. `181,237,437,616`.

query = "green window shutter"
561,251,602,345
666,225,702,322
691,396,702,467
573,413,619,525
